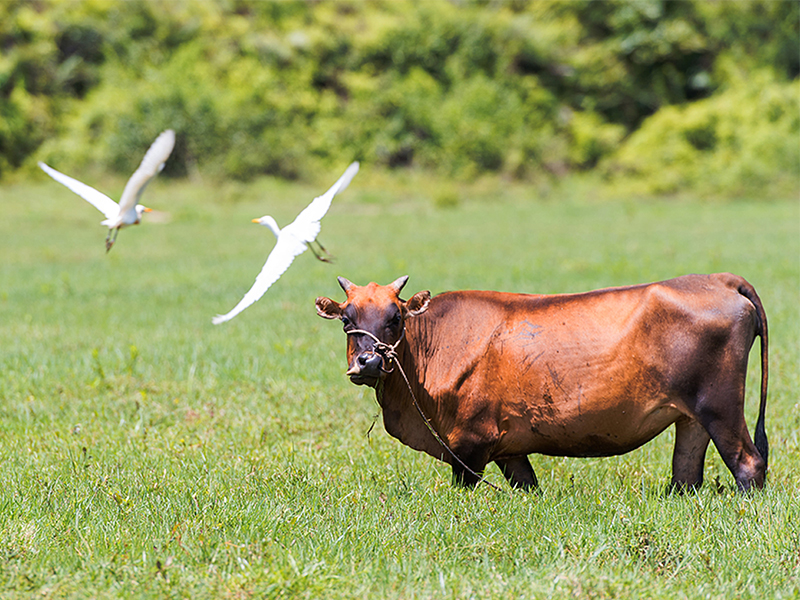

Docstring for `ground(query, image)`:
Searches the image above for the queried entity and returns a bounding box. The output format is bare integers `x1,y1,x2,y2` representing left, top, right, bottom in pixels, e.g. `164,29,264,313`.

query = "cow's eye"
388,313,401,328
341,316,351,329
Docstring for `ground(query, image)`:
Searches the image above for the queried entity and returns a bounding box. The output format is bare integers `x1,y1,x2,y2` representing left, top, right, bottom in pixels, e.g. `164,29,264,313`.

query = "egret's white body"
39,129,175,251
212,161,360,325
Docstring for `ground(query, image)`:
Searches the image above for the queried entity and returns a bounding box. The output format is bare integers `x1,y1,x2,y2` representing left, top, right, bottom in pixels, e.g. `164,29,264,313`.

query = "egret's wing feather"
292,161,359,228
118,129,176,214
39,162,119,220
212,235,307,325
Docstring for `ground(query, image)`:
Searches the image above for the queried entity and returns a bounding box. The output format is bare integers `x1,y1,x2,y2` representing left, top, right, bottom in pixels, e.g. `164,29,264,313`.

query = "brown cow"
316,273,768,492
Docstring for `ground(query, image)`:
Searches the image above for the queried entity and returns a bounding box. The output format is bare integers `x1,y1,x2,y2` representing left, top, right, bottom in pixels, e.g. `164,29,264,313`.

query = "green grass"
1,171,798,598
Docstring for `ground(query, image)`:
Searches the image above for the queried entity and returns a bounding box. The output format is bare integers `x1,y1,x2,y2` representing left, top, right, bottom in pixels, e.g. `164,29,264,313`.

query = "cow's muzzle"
346,351,385,387
344,328,404,388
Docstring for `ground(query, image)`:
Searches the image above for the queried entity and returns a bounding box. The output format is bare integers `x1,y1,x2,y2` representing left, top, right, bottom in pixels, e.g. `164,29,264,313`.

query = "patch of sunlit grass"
1,175,798,598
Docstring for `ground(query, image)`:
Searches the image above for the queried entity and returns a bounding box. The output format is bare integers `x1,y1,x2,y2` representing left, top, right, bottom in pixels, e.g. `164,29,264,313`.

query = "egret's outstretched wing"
118,129,176,214
293,161,359,229
39,162,119,220
212,234,308,325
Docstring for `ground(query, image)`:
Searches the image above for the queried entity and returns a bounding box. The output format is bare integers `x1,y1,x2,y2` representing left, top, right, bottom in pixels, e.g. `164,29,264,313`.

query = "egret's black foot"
310,240,334,263
105,228,120,253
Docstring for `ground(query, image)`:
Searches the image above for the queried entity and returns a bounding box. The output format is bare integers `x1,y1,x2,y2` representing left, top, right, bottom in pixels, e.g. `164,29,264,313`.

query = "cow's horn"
338,276,355,293
389,275,409,294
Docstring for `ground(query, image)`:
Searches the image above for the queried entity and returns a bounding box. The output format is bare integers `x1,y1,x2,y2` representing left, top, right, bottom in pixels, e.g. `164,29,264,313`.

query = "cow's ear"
405,290,430,317
315,296,342,320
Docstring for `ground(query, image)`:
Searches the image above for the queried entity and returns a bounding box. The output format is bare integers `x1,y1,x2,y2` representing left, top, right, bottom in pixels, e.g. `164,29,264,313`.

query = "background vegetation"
1,0,798,197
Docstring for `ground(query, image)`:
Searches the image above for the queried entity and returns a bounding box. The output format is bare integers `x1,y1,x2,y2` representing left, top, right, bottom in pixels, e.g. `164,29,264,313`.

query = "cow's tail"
737,278,769,469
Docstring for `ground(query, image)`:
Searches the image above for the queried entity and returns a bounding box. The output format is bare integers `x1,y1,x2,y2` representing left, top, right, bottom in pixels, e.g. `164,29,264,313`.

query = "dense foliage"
1,0,798,196
605,76,800,197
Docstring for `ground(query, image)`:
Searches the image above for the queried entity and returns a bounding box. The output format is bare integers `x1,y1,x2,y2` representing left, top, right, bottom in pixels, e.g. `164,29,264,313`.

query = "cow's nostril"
357,352,383,374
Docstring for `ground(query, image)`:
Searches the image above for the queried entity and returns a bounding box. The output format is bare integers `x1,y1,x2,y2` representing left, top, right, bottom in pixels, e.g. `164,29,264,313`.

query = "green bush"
2,0,798,193
604,75,800,198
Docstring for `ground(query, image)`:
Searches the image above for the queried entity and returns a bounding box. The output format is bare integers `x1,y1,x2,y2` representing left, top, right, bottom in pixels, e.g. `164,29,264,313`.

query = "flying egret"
212,161,360,325
39,129,175,252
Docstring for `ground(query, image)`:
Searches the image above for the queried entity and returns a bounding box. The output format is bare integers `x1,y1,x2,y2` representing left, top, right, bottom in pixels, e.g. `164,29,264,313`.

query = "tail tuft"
754,419,769,467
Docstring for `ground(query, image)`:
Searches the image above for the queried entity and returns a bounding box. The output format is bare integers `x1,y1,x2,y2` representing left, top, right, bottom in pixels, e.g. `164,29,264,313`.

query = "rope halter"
345,327,405,374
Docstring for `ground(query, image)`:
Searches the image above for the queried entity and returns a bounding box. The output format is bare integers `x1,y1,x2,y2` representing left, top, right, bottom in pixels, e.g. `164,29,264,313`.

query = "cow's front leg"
495,455,538,491
451,464,483,488
447,441,490,488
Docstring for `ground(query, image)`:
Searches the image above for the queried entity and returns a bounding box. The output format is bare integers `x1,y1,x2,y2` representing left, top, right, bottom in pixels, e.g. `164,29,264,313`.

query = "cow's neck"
376,333,449,460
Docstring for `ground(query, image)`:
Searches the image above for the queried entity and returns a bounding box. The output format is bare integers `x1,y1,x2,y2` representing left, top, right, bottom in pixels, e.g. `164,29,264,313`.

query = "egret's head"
252,215,281,237
135,205,153,218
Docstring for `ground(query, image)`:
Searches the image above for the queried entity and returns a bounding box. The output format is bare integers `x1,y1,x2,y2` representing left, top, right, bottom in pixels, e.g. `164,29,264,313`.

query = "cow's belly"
501,399,683,458
483,349,686,458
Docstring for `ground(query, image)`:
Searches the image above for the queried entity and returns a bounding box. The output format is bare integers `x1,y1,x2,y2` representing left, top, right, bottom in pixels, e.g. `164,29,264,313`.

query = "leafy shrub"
604,75,800,198
3,0,798,192
566,110,626,169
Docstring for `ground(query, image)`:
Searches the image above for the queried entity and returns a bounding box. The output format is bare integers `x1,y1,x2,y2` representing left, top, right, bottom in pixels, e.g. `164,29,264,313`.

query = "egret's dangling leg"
105,228,120,253
315,239,334,261
308,239,334,263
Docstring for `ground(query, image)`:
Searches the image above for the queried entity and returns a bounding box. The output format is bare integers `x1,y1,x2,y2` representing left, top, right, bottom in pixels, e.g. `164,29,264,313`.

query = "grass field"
1,170,798,599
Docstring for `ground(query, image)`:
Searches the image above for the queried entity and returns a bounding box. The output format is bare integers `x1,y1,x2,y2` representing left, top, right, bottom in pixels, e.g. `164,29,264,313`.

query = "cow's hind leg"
702,416,765,492
495,455,538,491
670,416,710,492
696,381,766,492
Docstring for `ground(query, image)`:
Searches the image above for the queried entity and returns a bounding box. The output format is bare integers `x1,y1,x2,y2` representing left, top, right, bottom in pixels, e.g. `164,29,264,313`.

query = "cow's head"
316,276,430,387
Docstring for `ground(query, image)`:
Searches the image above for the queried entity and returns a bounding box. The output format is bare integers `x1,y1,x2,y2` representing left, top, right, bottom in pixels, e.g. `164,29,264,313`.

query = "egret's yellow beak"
143,207,153,213
251,218,260,223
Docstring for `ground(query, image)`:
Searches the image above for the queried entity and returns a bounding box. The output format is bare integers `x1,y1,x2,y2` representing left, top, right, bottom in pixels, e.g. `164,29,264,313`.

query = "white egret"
39,129,175,252
212,161,360,325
